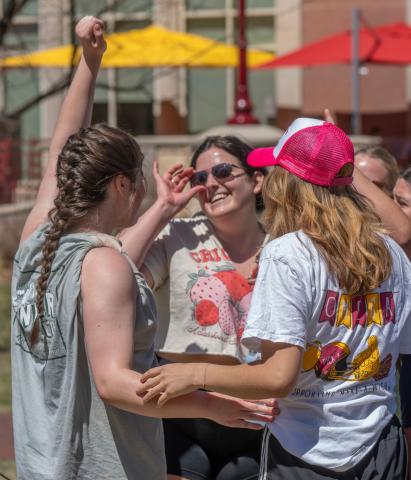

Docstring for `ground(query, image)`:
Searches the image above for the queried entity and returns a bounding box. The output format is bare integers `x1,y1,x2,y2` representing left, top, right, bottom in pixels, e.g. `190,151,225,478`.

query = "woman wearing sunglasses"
138,118,411,480
121,135,268,480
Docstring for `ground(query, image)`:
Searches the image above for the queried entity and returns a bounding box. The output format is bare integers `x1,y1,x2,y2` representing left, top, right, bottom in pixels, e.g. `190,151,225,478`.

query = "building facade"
1,0,411,192
276,0,411,137
0,0,277,142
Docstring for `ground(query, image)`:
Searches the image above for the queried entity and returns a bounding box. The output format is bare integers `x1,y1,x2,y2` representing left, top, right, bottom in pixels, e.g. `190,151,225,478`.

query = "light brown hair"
262,167,392,295
32,124,144,344
356,146,399,193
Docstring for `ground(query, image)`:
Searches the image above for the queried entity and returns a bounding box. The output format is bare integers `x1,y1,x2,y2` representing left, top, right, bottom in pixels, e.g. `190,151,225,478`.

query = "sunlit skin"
354,153,391,194
195,147,261,223
393,178,411,220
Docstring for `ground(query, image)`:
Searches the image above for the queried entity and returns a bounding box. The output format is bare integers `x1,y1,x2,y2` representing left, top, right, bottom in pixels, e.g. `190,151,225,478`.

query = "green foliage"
0,352,11,413
0,282,12,412
0,460,16,480
0,283,11,352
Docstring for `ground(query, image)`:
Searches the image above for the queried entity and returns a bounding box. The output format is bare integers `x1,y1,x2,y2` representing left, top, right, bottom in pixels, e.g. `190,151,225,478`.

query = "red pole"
228,0,259,124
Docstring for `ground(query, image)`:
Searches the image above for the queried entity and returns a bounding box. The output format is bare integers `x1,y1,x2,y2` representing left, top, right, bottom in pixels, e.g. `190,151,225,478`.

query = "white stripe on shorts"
258,427,270,480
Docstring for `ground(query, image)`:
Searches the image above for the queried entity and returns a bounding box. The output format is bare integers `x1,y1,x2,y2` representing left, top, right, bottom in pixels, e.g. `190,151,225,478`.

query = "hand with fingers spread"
153,161,205,218
75,15,107,58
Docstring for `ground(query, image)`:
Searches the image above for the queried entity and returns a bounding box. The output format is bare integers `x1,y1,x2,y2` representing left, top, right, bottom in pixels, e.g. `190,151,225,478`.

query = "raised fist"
75,16,106,56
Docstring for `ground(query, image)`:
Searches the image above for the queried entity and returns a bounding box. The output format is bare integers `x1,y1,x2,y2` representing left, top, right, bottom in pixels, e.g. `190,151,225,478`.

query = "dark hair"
33,123,144,344
190,135,267,211
400,166,411,186
355,146,399,192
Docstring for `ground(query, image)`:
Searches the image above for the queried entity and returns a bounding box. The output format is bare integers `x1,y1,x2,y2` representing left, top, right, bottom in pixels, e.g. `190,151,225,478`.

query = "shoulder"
261,231,318,266
16,222,49,252
82,247,135,296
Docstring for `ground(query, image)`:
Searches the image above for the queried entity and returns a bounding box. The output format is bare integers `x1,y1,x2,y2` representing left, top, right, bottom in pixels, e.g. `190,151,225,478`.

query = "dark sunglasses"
190,163,245,187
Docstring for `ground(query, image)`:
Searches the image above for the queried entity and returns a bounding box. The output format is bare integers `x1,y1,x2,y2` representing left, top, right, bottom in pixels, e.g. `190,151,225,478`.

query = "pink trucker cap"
247,118,354,187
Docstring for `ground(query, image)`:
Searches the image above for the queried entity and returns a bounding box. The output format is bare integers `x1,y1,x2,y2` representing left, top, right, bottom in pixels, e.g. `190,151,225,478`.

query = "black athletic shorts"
258,415,408,480
163,417,263,480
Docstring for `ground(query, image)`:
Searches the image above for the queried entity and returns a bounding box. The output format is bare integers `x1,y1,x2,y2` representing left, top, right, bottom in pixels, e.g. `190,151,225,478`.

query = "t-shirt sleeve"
143,224,171,291
241,248,312,353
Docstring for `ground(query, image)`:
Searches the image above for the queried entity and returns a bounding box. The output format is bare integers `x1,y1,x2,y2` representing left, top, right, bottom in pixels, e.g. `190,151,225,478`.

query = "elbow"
389,222,411,247
394,231,411,247
266,373,298,398
95,378,114,404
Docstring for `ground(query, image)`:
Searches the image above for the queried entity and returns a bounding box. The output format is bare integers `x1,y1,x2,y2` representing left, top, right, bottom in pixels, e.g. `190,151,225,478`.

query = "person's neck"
65,206,120,237
210,213,265,262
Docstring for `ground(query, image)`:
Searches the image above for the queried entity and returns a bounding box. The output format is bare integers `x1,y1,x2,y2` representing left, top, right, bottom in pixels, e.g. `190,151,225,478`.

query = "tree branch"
0,0,31,45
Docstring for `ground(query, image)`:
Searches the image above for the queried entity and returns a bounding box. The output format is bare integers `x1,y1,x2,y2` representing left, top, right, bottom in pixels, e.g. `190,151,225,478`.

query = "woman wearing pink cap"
138,118,411,479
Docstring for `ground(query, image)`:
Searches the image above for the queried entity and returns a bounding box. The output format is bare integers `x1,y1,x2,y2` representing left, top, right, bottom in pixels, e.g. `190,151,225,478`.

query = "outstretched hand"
75,16,107,57
205,393,279,430
137,363,280,428
153,161,206,218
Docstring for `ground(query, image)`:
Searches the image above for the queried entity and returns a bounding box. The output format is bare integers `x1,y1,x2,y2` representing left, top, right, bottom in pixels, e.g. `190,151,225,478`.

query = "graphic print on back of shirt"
302,290,395,382
12,281,67,361
186,253,253,343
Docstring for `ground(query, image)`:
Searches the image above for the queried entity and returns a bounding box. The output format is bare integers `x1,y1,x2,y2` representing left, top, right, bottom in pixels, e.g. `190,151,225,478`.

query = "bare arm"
353,166,411,256
324,109,411,256
81,247,275,427
20,16,106,244
119,162,204,269
139,341,303,406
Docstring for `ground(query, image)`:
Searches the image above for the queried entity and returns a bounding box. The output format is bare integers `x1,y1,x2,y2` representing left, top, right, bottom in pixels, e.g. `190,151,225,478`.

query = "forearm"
119,199,174,267
199,363,292,399
47,53,102,167
99,367,213,419
353,166,411,253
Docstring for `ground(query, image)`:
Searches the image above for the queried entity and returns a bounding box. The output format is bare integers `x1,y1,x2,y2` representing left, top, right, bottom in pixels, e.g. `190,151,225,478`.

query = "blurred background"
1,1,411,478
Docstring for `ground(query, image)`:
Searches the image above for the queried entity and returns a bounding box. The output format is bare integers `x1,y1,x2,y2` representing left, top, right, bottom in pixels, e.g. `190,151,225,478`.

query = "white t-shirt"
144,215,268,362
242,231,411,471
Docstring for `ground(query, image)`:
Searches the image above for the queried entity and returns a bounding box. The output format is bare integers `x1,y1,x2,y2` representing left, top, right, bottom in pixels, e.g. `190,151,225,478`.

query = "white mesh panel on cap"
274,118,325,159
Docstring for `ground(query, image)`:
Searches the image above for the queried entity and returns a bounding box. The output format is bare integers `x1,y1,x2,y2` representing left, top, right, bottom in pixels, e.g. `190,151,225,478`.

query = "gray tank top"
11,225,166,479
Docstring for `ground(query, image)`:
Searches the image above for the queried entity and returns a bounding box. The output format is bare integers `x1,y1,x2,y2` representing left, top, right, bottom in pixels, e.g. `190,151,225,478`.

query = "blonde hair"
262,167,392,295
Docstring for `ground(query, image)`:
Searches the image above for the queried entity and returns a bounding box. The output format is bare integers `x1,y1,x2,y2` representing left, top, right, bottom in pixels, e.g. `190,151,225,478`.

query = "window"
117,102,153,135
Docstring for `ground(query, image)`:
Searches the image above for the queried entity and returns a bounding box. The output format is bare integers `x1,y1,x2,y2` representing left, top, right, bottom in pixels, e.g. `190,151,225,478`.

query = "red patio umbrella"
256,22,411,68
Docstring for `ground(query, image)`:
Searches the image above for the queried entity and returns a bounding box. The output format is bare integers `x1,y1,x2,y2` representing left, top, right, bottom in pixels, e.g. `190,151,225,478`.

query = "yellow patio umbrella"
0,25,275,68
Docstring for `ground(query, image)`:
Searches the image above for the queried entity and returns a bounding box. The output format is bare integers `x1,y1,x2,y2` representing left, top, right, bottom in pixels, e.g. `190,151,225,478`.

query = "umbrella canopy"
256,22,411,68
0,25,275,69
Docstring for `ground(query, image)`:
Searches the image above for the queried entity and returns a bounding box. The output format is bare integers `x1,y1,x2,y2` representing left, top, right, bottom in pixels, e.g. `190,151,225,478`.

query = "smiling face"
393,177,411,220
194,147,263,221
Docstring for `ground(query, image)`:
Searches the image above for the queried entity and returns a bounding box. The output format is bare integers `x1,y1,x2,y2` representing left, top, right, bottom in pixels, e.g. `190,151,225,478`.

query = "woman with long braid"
11,16,275,480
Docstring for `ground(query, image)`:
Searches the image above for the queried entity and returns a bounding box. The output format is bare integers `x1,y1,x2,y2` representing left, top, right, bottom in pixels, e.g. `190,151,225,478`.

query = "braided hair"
32,124,144,344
